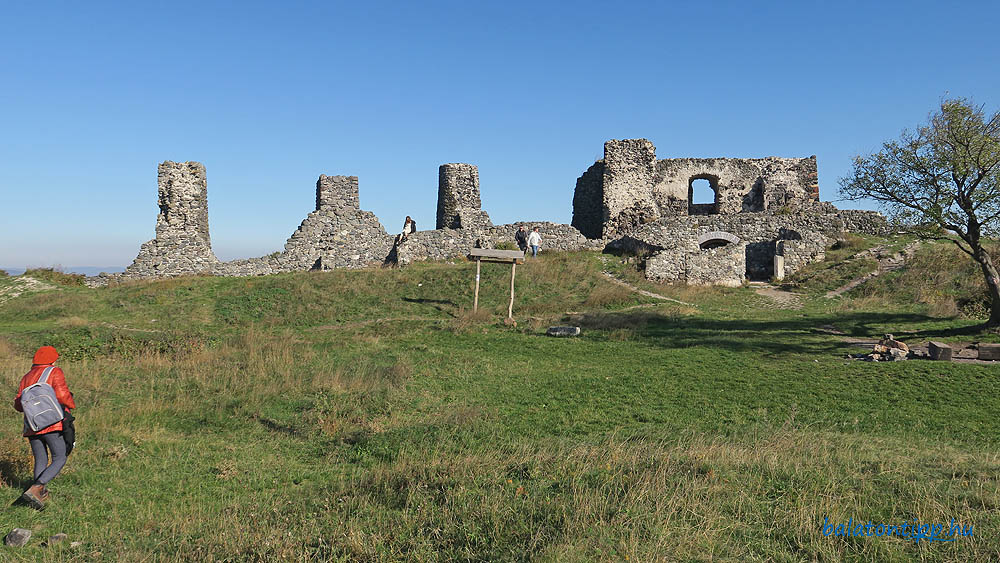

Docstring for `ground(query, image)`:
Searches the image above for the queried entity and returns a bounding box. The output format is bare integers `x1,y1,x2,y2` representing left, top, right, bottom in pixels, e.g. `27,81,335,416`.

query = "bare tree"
840,98,1000,327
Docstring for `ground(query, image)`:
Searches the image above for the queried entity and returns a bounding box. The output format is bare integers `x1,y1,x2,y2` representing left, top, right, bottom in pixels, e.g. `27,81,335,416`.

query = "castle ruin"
102,138,887,287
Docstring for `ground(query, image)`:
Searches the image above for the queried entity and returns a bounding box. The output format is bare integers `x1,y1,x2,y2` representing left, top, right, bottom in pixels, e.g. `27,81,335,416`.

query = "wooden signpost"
467,249,525,320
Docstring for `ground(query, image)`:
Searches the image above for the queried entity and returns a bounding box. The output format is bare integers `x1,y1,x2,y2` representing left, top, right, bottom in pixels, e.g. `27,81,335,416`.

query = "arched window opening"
688,175,719,215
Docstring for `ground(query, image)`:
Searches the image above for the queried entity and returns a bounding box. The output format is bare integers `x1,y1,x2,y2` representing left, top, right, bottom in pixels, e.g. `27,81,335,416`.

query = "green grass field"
0,244,998,561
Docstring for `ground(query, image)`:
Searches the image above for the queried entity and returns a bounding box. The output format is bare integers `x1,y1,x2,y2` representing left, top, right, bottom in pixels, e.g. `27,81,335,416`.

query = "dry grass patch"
307,430,1000,561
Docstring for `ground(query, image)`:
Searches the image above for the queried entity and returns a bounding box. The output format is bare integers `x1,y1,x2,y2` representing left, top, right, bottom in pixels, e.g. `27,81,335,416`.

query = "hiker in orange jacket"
13,345,75,510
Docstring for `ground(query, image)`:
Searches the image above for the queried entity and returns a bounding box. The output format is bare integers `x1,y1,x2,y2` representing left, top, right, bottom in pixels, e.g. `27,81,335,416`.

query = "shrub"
832,233,867,252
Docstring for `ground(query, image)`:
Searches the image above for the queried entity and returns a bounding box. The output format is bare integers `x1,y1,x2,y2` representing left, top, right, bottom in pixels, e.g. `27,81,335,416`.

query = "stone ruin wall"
105,161,598,285
99,137,889,287
569,138,886,286
572,139,822,239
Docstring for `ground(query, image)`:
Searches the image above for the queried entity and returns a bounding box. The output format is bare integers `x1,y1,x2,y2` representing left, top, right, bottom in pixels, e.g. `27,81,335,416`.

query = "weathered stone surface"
96,137,888,287
547,326,581,337
571,140,848,240
928,341,953,361
119,161,220,279
646,239,747,286
436,164,491,230
5,528,31,547
978,343,1000,361
45,533,68,547
395,221,602,266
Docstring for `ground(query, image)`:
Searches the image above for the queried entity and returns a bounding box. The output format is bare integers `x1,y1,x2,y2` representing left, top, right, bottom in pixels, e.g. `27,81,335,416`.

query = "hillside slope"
0,250,997,561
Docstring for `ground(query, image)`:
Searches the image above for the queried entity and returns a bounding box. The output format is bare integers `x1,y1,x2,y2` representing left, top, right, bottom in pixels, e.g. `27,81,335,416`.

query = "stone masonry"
97,137,888,288
572,139,822,238
436,164,492,230
120,161,220,278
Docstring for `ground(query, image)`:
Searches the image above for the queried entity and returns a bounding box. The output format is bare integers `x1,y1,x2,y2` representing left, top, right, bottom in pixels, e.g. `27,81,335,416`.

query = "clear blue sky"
2,1,998,269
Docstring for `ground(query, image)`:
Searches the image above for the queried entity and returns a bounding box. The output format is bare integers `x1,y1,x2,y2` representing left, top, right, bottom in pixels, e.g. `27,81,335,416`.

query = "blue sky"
2,1,998,269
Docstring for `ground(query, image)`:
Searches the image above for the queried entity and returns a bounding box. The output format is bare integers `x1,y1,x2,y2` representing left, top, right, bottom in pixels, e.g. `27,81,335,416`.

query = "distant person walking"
527,226,542,258
14,346,75,510
515,226,528,253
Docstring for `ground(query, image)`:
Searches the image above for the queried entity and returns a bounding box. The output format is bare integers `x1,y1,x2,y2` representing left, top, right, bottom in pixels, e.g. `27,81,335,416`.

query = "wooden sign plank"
468,249,525,261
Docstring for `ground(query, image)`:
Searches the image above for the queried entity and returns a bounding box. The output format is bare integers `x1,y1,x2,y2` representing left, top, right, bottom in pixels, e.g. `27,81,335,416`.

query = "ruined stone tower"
121,161,220,277
316,174,360,211
278,174,392,270
436,163,492,230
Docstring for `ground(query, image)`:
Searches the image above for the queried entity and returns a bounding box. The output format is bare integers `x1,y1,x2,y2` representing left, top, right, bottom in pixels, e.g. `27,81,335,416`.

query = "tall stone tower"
315,174,360,211
155,161,213,246
436,163,492,230
122,161,220,277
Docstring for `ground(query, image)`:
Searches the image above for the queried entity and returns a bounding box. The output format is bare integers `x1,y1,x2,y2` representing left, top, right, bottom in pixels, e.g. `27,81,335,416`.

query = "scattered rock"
547,326,581,337
70,541,84,548
5,528,31,547
44,533,68,547
855,334,910,361
889,348,908,361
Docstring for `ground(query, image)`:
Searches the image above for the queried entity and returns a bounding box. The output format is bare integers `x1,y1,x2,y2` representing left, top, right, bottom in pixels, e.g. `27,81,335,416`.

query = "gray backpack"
21,367,64,432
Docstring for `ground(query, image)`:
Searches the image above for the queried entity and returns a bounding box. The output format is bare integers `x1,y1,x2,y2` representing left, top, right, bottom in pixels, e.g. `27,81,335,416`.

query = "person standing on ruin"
527,226,542,258
515,226,528,254
14,346,76,510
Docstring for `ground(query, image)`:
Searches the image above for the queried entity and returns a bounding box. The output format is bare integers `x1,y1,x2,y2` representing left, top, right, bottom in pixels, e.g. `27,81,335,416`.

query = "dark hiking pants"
29,432,67,485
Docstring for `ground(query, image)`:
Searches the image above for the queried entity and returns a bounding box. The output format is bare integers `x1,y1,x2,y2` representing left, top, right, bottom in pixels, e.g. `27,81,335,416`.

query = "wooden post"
507,262,516,319
473,259,481,312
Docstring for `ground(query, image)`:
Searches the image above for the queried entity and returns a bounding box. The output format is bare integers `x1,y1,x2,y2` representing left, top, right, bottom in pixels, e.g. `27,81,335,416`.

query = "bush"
832,233,867,252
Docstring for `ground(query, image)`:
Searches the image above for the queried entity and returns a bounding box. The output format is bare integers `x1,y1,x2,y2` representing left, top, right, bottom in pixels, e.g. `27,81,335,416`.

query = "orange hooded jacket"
14,359,76,437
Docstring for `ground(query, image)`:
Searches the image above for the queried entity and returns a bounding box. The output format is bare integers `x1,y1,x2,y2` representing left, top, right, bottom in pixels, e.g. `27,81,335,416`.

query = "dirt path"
0,276,58,305
753,285,804,310
825,241,920,298
601,272,696,307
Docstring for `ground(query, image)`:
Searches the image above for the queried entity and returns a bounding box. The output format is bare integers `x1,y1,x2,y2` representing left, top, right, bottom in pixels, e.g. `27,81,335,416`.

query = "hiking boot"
20,484,45,511
40,486,49,501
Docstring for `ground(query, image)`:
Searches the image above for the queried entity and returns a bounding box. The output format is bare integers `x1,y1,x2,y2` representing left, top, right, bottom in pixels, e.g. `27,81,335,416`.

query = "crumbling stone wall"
779,238,826,277
571,161,605,239
653,156,819,215
121,161,220,278
572,139,824,237
436,164,492,230
645,240,747,287
613,208,878,284
394,222,602,266
601,139,661,237
117,168,393,281
278,175,393,271
102,140,886,288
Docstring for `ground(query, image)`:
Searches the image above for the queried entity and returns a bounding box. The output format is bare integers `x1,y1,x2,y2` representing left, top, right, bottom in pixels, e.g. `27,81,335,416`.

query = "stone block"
928,341,953,361
978,343,1000,361
547,326,581,337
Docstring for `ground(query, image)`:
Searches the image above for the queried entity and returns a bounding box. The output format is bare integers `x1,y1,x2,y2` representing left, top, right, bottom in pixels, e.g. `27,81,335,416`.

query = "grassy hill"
0,247,998,561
